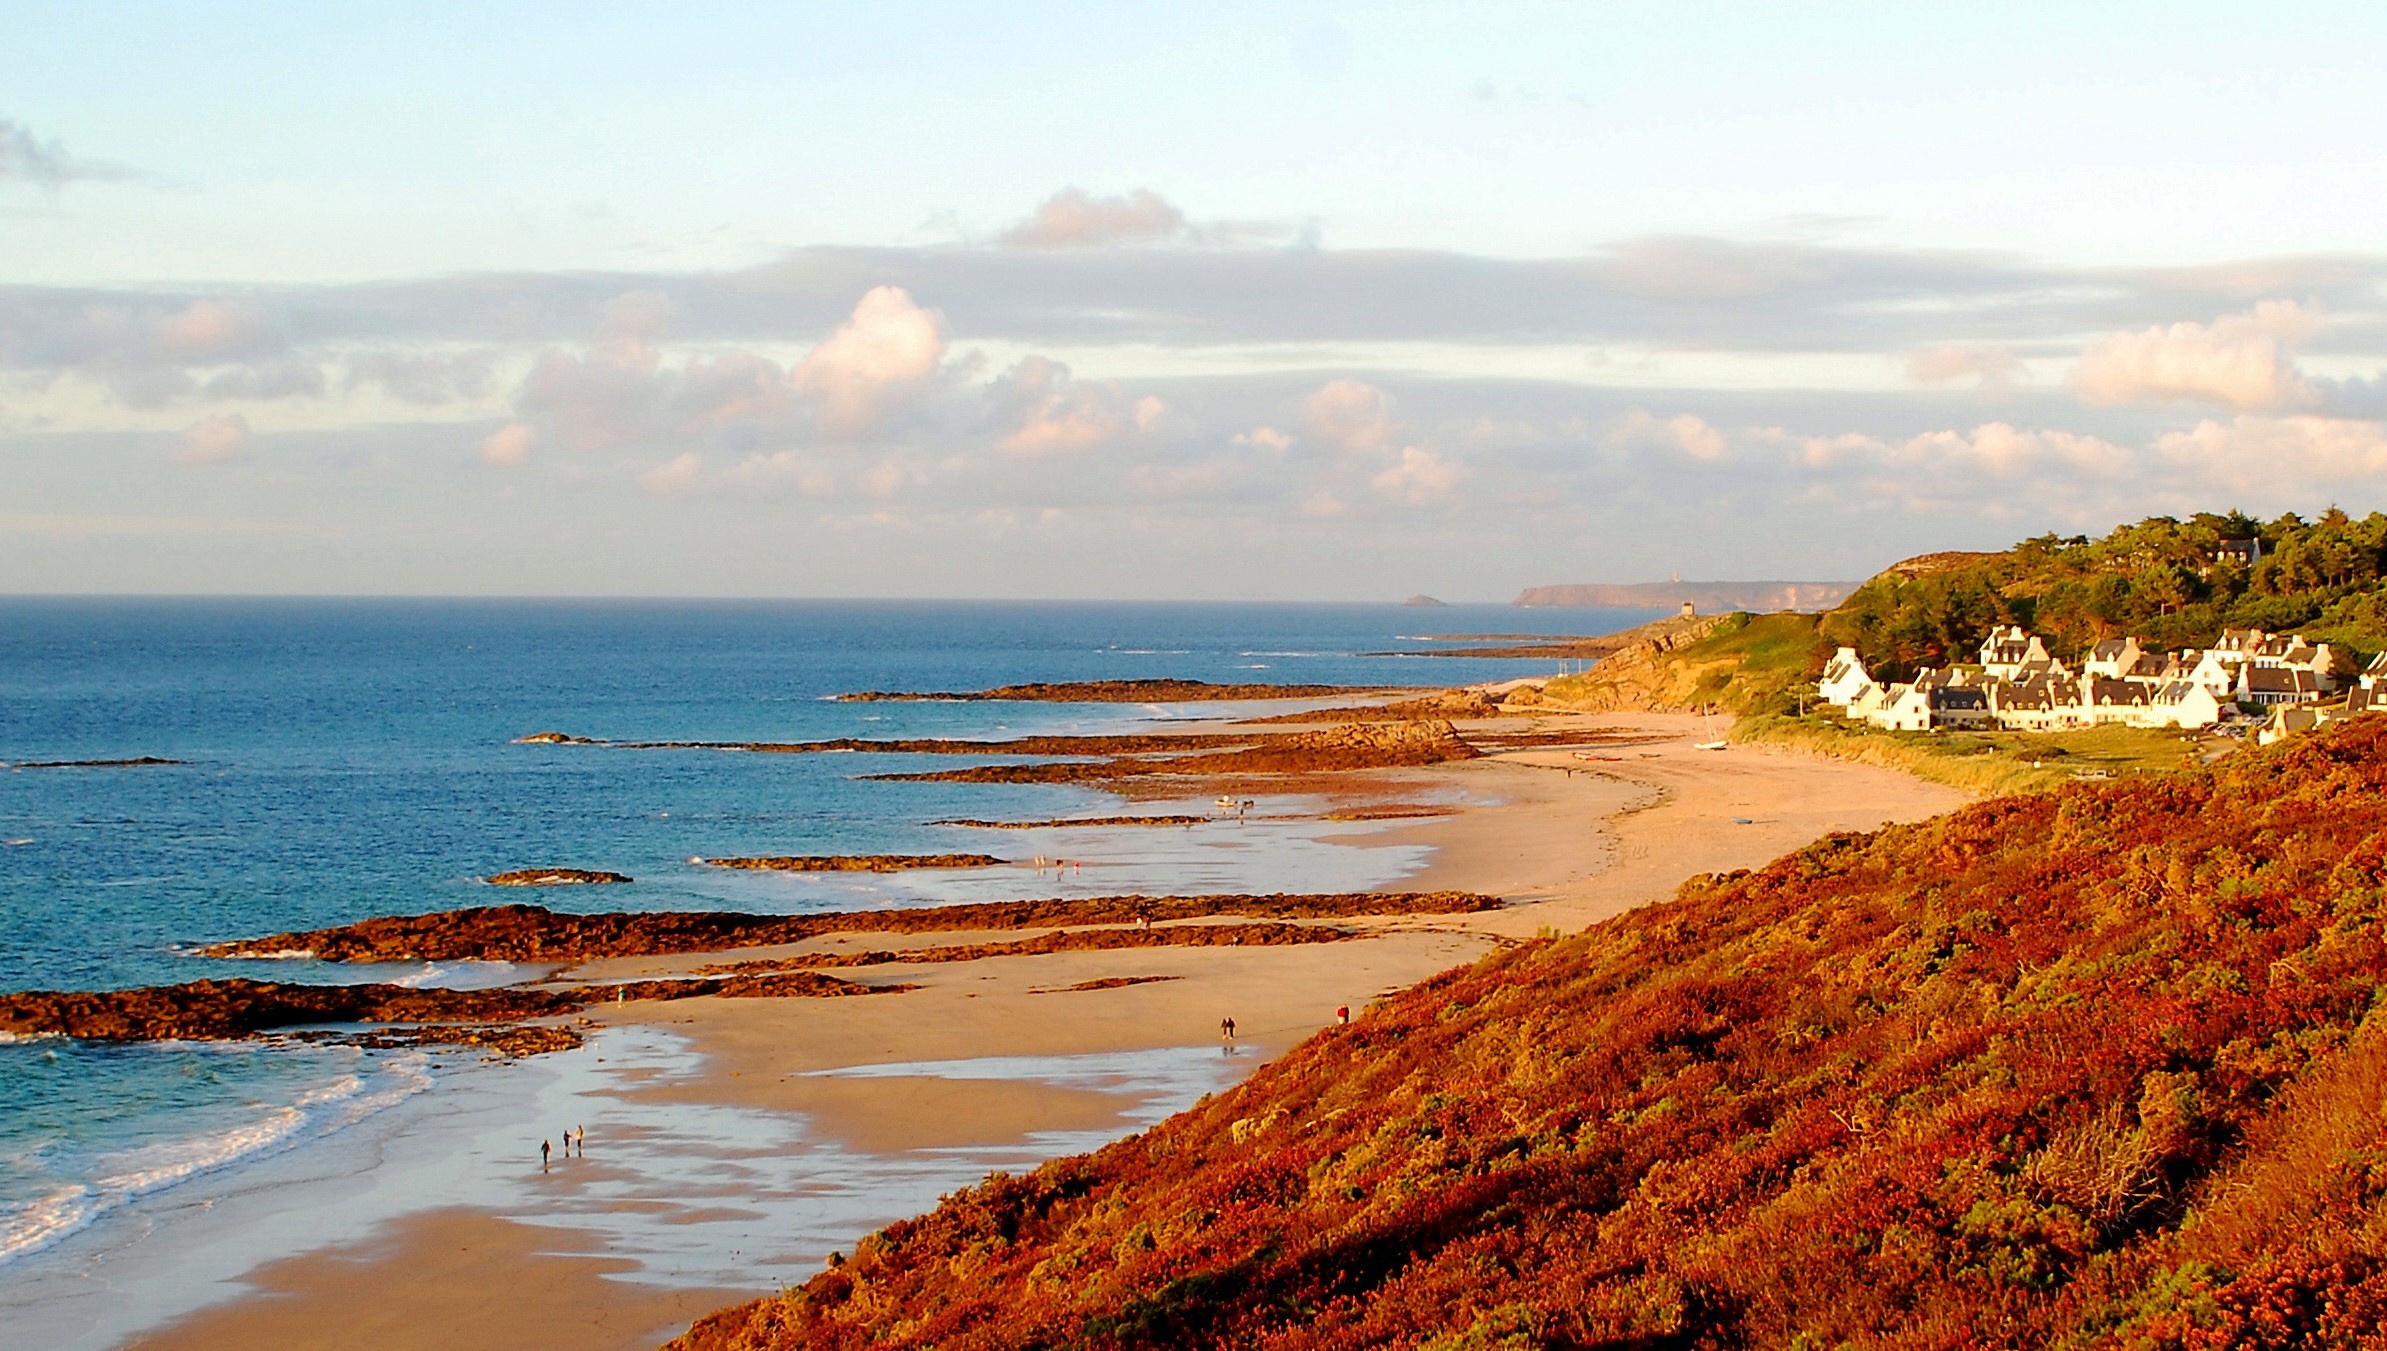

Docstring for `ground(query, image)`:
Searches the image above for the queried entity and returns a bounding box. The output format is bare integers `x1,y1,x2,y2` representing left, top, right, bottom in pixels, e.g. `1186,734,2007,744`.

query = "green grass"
1736,714,2206,795
1535,611,1828,715
1671,611,1827,714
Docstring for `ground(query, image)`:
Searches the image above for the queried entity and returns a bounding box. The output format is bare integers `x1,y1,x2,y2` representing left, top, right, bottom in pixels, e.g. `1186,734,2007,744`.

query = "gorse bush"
678,719,2387,1351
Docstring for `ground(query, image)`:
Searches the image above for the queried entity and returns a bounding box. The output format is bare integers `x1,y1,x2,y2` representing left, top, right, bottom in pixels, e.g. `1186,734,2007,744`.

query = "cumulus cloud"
1608,410,1727,462
1300,379,1395,453
480,422,534,466
998,189,1189,249
173,413,250,466
1905,344,2023,389
793,286,946,437
989,356,1162,456
1233,427,1293,451
2074,301,2319,410
2151,414,2387,496
1372,446,1462,503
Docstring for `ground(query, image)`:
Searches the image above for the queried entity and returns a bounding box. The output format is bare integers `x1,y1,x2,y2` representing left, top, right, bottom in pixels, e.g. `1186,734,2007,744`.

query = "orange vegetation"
677,719,2387,1351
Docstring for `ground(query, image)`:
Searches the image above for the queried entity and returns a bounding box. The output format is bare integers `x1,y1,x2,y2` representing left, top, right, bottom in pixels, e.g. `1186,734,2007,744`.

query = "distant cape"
1513,580,1858,612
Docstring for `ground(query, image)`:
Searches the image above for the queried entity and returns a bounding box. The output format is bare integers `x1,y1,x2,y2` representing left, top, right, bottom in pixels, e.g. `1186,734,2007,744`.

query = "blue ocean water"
0,598,1651,1270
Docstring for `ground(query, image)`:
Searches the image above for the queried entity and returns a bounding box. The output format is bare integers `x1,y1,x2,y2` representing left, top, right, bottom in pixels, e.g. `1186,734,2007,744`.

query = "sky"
5,1,2387,599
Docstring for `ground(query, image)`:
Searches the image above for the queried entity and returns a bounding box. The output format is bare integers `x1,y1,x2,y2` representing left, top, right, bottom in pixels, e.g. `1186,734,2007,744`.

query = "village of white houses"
1817,623,2387,743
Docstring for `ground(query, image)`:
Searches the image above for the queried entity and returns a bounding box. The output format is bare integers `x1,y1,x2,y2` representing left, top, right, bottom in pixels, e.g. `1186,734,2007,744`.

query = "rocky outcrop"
930,816,1209,829
871,720,1480,784
835,679,1378,703
1245,691,1505,724
695,922,1353,973
0,971,905,1049
518,732,1255,756
485,868,634,886
203,892,1504,964
0,978,584,1041
700,854,1006,872
5,756,183,769
1508,614,1734,712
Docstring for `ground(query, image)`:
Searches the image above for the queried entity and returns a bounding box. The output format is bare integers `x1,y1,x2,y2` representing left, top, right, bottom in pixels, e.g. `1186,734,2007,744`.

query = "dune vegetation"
677,718,2387,1351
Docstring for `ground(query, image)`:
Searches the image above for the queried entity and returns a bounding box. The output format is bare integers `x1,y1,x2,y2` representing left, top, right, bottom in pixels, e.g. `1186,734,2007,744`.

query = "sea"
0,597,1652,1340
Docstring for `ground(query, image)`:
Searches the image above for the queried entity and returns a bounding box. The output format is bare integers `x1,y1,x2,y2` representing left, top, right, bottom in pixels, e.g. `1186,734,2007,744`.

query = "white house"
1979,625,2053,680
2148,679,2226,730
1816,647,1879,707
2239,665,2323,707
2083,637,2156,679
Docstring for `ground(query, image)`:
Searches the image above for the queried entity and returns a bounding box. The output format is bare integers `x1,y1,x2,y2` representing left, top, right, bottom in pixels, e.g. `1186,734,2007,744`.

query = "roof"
2243,666,2322,695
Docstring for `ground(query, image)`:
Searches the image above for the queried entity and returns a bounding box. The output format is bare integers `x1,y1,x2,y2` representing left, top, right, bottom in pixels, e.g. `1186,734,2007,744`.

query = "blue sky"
6,3,2387,596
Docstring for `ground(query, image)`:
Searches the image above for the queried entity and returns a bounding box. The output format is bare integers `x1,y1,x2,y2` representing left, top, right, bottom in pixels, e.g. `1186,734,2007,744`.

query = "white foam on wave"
0,1053,435,1268
386,960,521,991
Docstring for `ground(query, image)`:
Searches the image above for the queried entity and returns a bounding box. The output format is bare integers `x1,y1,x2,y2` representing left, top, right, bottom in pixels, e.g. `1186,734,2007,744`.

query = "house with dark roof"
2238,665,2323,707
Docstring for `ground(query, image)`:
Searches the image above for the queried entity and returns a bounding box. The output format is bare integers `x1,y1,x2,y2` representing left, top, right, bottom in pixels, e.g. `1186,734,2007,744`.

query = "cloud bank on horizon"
5,4,2387,597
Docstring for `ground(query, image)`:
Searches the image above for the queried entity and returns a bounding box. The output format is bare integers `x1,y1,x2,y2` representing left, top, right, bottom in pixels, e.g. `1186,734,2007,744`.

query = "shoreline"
54,708,1963,1351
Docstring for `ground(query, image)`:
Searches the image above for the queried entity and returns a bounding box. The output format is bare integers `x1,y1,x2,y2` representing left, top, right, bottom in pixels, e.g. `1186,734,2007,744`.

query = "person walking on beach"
1220,1016,1236,1045
540,1138,551,1171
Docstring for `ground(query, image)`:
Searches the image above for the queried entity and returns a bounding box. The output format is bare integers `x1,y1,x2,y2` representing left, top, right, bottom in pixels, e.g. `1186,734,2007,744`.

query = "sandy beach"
113,709,1964,1351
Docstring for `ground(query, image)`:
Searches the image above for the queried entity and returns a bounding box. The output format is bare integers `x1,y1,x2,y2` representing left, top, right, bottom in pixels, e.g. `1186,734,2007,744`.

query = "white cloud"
990,356,1159,456
1905,344,2023,389
1300,378,1395,453
1372,446,1462,503
480,422,534,466
1233,427,1293,451
638,451,704,496
1609,410,1726,462
793,286,946,437
999,188,1187,249
2152,414,2387,496
2074,300,2319,410
173,413,250,466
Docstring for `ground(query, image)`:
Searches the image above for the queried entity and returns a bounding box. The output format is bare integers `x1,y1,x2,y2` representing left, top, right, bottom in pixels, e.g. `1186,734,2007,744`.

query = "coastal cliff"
674,717,2387,1351
1513,580,1856,611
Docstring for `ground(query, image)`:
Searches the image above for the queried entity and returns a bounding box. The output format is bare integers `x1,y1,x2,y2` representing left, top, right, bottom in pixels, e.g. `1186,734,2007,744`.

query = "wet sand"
110,709,1967,1351
122,1210,746,1351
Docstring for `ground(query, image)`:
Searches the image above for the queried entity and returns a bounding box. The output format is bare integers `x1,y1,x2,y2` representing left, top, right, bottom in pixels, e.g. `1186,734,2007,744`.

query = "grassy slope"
1534,611,1824,715
1735,717,2203,797
677,719,2387,1351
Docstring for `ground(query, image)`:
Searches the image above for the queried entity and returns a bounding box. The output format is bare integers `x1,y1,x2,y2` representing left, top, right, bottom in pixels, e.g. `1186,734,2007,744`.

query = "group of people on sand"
1030,856,1082,874
539,1124,586,1171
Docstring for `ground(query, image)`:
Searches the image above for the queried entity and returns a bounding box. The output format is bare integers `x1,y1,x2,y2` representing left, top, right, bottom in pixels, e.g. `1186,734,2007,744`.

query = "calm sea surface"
0,598,1651,1273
